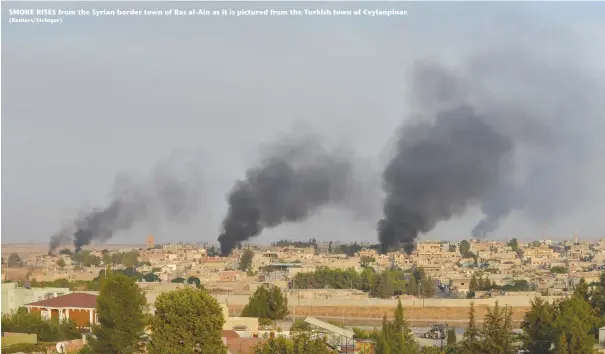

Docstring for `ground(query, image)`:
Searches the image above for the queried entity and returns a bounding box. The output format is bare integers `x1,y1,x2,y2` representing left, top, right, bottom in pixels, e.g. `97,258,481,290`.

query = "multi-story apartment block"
416,241,442,255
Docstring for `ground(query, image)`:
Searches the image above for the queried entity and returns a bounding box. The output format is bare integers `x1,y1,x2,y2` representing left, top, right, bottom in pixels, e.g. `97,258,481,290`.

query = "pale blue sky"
2,1,605,245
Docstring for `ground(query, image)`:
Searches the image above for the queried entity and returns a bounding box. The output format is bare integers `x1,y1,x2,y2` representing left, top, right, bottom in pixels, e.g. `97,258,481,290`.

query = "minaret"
573,233,578,244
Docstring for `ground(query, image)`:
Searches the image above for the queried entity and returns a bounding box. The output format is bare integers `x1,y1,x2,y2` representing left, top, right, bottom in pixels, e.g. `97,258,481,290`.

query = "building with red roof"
25,292,98,328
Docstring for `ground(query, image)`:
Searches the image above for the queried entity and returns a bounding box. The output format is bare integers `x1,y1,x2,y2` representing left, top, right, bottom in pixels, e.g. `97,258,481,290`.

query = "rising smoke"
379,103,513,253
49,152,204,253
218,134,363,255
379,40,604,253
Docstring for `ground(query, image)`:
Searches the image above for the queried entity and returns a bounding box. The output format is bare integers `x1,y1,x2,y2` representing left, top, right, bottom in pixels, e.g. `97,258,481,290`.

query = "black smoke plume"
379,104,512,253
379,37,604,252
218,134,359,255
49,152,203,253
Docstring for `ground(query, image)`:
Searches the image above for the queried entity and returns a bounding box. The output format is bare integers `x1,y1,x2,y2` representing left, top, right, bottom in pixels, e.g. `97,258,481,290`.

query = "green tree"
290,319,311,332
2,343,50,353
392,299,407,332
242,285,288,322
459,302,482,354
239,248,255,272
360,267,375,292
478,276,485,291
360,256,376,267
187,276,203,288
54,278,70,288
521,297,557,354
447,328,456,346
469,274,478,292
89,272,147,354
550,266,567,274
481,301,514,354
253,331,336,354
73,251,102,267
459,240,471,257
375,314,391,354
59,248,73,256
590,272,605,318
448,244,457,252
57,258,66,269
143,273,160,282
172,277,186,283
102,253,112,266
421,276,436,298
556,333,570,354
7,253,22,267
372,271,394,299
389,299,418,354
573,279,590,302
508,238,519,251
553,296,599,354
148,287,227,354
408,274,418,296
120,251,140,267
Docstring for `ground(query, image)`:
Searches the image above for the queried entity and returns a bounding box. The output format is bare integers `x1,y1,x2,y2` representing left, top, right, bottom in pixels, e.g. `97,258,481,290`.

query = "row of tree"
252,331,336,354
452,272,605,354
3,253,23,267
292,267,436,298
520,274,605,354
9,270,605,353
66,249,145,268
272,239,319,249
355,271,605,354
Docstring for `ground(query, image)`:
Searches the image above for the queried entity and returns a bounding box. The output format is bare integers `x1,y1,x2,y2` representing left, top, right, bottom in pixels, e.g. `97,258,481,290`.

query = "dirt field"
229,304,530,328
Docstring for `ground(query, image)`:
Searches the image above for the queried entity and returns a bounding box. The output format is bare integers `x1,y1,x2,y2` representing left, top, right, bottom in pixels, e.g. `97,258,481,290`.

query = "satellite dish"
56,342,68,353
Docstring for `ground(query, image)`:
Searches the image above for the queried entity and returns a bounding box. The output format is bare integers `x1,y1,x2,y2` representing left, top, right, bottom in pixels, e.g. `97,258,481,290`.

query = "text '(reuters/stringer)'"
7,7,409,25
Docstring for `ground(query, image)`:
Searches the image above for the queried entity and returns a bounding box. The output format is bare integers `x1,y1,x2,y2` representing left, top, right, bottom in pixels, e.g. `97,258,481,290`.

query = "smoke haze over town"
3,2,605,246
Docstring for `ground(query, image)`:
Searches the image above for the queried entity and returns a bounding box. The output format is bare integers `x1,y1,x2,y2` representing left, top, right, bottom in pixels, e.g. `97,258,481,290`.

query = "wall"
224,317,259,331
220,302,259,331
1,283,71,314
1,333,37,347
215,294,564,308
68,309,95,327
28,307,42,316
62,337,86,352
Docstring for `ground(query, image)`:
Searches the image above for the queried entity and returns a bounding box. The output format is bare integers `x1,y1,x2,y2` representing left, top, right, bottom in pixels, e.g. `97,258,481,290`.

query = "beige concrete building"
449,277,472,294
220,303,259,331
2,282,71,314
416,241,442,255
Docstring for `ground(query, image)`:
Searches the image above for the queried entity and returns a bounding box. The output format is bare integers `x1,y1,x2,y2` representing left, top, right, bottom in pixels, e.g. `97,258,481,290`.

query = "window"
41,310,51,320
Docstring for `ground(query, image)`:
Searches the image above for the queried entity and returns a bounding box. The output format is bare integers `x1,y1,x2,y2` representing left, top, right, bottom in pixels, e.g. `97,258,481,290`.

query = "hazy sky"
2,1,605,245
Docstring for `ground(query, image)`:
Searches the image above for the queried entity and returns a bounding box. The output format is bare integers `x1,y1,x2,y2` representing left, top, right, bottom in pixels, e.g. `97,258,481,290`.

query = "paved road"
277,320,523,348
288,314,493,325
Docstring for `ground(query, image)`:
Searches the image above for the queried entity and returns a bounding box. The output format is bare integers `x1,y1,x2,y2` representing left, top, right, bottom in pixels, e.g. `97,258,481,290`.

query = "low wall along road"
216,294,562,328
